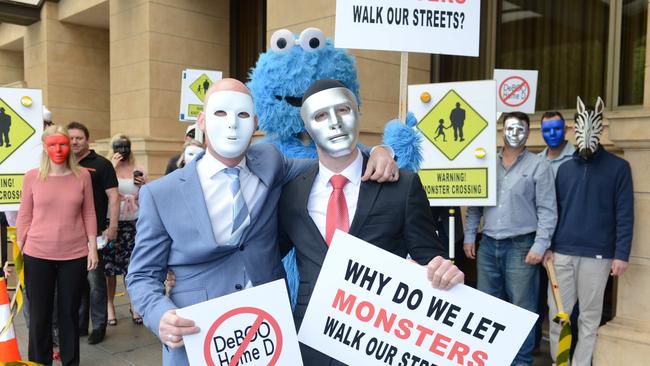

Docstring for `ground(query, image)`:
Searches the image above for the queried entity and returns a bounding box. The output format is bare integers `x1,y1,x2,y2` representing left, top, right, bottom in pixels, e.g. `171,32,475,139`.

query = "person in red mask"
15,125,98,366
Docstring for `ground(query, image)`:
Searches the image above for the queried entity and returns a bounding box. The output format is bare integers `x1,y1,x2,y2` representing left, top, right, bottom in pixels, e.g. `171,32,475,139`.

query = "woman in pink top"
16,125,99,366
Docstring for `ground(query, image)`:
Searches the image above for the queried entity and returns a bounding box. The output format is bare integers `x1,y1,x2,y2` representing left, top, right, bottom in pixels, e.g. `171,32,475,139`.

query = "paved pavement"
13,282,162,366
11,281,553,365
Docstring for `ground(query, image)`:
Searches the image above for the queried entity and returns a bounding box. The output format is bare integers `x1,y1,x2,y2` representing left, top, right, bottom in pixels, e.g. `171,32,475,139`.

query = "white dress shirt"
308,149,363,240
196,152,263,246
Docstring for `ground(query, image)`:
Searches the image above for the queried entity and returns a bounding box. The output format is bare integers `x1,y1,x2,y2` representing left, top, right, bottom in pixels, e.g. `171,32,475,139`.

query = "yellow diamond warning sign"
190,73,213,103
417,90,488,161
0,98,36,165
0,174,23,204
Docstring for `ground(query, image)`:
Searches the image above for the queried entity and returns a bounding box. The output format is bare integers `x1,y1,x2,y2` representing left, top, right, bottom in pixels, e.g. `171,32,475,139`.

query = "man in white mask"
278,79,464,365
463,111,557,366
126,78,399,366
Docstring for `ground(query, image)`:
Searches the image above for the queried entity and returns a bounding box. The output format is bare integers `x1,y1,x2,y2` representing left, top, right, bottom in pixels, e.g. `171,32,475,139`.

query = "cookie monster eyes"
298,28,326,52
270,29,294,54
270,28,326,54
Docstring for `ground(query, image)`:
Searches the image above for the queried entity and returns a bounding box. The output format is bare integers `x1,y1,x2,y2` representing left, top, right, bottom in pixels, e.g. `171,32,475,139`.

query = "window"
618,0,647,105
432,1,647,110
230,0,266,83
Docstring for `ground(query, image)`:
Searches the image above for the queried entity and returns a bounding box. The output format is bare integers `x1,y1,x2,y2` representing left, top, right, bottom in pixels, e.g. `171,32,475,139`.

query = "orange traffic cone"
0,276,21,362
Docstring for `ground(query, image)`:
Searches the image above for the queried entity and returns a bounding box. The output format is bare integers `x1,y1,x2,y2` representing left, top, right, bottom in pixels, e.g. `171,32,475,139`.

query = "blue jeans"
477,233,539,366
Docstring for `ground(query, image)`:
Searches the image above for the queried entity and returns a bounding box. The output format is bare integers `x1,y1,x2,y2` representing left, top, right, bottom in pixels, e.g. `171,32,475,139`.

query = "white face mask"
204,91,256,159
183,145,204,164
503,117,528,147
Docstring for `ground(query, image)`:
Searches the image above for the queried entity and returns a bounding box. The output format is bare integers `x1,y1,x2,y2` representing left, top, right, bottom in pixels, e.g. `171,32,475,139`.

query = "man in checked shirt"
463,111,557,366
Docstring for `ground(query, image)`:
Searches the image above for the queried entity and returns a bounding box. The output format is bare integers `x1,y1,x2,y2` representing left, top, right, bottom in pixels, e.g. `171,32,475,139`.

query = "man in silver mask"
464,111,557,366
544,97,634,366
278,79,464,366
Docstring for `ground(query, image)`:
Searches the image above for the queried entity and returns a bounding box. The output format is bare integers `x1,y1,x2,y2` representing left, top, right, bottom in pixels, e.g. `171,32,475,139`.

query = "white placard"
335,0,481,56
409,80,497,206
177,279,303,366
494,69,538,114
299,231,538,366
179,69,223,122
0,87,43,211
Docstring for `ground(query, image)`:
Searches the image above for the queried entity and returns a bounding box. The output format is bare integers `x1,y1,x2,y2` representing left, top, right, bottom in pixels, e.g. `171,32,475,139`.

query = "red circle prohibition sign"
499,76,530,107
203,306,284,366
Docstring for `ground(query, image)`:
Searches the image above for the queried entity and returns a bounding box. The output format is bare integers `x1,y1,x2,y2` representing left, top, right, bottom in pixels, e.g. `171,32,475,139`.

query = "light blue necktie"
224,167,250,245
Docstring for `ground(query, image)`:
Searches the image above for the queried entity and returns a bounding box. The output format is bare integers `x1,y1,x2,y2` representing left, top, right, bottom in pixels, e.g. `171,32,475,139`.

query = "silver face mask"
503,117,528,148
300,87,360,158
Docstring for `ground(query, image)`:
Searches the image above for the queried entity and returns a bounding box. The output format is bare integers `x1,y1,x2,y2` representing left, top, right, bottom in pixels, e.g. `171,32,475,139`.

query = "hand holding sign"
159,309,200,348
426,256,464,290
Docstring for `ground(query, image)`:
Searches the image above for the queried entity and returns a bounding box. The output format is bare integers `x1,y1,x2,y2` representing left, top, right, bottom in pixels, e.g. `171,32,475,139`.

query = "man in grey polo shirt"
463,111,557,366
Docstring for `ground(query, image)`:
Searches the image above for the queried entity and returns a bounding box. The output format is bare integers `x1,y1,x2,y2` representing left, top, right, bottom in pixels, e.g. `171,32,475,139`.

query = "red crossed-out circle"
203,307,283,366
499,76,530,107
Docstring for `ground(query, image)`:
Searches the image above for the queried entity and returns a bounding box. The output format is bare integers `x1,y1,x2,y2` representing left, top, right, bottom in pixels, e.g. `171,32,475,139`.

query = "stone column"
109,0,229,177
593,110,650,364
23,1,110,137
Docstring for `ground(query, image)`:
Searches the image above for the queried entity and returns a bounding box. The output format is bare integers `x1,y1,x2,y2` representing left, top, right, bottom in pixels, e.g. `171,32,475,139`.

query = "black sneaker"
87,329,106,345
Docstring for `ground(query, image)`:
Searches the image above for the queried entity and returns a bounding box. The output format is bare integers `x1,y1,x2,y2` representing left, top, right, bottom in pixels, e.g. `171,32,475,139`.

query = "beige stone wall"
0,50,23,86
23,2,110,139
109,0,230,177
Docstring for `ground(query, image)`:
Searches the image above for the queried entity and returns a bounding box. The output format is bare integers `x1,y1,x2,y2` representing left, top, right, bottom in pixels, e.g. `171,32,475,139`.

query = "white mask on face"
503,117,528,147
183,145,204,164
204,91,256,159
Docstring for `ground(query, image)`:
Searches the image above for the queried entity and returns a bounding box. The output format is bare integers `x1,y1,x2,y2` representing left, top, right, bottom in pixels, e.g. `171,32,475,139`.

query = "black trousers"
79,251,107,332
24,254,87,366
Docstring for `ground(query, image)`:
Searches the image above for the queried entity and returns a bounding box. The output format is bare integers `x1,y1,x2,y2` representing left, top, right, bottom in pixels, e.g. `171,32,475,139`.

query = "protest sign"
299,231,538,366
0,87,42,211
335,0,481,56
179,69,223,121
409,80,496,206
177,279,303,366
494,69,538,114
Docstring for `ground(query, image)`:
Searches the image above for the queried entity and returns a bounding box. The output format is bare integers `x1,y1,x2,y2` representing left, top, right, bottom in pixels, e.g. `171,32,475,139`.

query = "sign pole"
448,208,455,261
398,52,409,123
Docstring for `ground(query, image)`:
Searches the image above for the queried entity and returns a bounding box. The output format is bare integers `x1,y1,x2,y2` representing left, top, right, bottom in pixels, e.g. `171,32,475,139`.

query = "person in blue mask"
539,111,575,177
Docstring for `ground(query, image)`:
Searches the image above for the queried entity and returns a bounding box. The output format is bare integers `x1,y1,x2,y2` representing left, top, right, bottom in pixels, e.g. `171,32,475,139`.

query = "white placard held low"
177,279,303,366
335,0,481,56
0,87,43,211
299,231,538,366
494,69,539,114
179,69,223,122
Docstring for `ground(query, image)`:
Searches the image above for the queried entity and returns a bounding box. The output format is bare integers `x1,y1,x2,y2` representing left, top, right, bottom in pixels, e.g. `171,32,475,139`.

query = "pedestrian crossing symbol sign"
190,73,213,103
0,98,35,165
417,90,488,161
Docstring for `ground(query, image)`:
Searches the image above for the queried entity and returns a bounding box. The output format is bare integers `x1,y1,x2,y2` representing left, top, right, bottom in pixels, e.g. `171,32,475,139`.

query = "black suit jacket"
278,156,446,366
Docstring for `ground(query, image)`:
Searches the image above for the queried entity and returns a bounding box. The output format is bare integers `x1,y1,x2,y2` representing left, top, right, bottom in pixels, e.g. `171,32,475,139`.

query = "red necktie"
326,174,349,246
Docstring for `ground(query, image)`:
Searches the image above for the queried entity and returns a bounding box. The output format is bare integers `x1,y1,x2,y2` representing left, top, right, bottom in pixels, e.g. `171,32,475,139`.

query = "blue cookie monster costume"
247,28,423,306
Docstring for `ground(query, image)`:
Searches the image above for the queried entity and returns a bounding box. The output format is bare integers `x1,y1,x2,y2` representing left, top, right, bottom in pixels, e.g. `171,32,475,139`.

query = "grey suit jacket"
126,144,311,366
278,157,447,366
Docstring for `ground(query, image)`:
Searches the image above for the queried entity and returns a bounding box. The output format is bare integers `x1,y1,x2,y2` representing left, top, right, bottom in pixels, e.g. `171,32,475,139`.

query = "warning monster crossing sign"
417,90,488,161
179,68,223,121
0,87,43,211
0,98,36,165
409,81,496,206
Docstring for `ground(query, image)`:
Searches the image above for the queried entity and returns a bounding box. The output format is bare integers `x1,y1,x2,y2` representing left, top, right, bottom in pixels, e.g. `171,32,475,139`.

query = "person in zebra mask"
544,97,634,366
